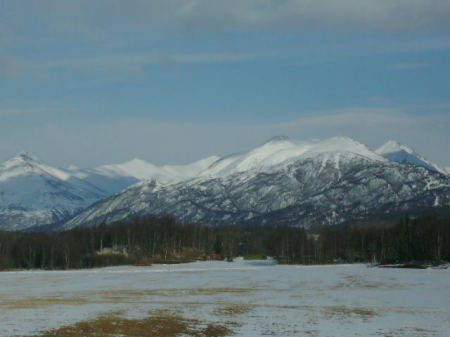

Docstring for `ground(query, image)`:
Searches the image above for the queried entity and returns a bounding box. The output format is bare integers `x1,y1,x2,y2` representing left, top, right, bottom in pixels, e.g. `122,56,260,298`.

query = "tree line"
0,213,448,270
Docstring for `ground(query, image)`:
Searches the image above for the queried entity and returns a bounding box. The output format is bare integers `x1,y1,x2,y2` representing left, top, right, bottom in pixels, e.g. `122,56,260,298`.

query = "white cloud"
16,0,450,36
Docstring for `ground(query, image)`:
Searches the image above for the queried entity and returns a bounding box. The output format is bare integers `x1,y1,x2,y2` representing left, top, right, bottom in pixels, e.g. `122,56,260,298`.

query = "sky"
1,0,450,168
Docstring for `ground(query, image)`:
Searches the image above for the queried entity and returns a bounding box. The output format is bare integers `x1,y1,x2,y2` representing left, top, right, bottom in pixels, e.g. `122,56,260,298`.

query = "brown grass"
1,297,89,309
92,287,254,299
213,304,253,316
378,327,438,337
323,305,377,321
202,324,234,337
28,313,233,337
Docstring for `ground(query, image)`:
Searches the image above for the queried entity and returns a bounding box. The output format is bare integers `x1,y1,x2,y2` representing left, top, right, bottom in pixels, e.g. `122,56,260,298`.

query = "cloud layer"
1,1,449,169
17,0,450,34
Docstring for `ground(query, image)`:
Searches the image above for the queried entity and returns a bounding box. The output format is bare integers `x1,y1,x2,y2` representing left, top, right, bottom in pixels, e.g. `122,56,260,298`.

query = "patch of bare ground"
1,293,384,322
0,297,89,309
23,313,234,337
213,304,254,316
376,327,439,337
323,305,377,321
148,307,185,316
90,287,254,299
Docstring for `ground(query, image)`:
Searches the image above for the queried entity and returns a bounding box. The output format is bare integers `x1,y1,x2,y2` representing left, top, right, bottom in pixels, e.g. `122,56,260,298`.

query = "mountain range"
0,137,449,231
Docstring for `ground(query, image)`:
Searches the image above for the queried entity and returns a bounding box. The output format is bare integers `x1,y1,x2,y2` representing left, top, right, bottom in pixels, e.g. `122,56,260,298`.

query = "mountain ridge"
1,137,449,231
59,137,450,230
0,152,219,230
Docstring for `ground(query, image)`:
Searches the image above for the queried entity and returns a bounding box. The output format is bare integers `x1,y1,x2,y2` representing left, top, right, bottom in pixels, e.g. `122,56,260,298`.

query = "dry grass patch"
92,287,254,300
378,327,438,337
1,297,89,309
213,304,253,316
27,313,233,337
148,307,185,316
323,305,377,321
202,324,234,337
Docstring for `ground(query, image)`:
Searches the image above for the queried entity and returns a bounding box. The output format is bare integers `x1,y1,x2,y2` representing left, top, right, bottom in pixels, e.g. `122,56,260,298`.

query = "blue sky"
1,0,450,167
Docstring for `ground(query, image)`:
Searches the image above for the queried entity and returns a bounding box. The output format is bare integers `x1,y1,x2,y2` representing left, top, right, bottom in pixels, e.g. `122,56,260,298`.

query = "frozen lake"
1,259,449,337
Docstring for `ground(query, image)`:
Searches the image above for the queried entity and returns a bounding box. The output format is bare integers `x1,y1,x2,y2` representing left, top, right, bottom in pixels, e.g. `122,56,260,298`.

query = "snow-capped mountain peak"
0,152,72,182
60,136,450,230
303,136,382,160
0,152,106,230
201,136,384,178
376,140,447,174
376,140,414,156
2,136,449,231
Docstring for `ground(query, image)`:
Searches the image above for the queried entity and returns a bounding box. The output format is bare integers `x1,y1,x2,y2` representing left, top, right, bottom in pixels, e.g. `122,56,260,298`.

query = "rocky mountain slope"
60,137,450,229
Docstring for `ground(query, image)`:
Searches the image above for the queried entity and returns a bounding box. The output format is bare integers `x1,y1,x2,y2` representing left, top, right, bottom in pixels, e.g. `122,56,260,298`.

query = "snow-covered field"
1,259,449,337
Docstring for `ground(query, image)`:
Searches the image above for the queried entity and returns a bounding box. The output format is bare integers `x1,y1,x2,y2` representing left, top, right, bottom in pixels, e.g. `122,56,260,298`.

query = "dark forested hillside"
0,213,448,270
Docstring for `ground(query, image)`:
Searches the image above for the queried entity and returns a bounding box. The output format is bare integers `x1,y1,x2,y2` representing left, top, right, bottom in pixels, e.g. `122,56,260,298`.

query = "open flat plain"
1,259,449,337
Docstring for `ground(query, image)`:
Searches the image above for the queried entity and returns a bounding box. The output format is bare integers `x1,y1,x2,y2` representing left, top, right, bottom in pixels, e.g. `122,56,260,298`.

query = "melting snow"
0,260,449,337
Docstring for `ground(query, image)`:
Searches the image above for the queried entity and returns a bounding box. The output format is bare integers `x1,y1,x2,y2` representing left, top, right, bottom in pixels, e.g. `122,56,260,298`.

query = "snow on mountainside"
376,140,447,175
64,156,221,195
64,166,138,196
94,156,220,183
0,153,106,230
0,152,219,230
199,136,384,178
60,136,450,230
3,137,450,231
